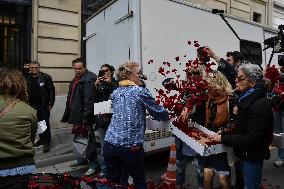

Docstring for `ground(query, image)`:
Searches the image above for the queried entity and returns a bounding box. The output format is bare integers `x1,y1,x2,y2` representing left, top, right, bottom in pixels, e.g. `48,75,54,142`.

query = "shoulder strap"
0,99,19,119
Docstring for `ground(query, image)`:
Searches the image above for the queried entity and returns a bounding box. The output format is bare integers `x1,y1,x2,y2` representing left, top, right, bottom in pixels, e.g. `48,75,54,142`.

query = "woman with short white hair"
212,63,273,189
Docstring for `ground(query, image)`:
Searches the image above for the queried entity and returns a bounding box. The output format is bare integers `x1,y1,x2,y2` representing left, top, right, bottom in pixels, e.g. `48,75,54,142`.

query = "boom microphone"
212,9,225,14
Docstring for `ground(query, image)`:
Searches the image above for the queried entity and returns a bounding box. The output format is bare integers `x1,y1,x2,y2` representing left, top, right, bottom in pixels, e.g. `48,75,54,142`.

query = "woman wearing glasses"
92,64,118,177
103,62,169,189
212,63,273,189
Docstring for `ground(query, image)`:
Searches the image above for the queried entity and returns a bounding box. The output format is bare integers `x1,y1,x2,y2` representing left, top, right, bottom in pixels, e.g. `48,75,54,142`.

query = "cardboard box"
170,122,230,156
271,133,284,148
94,100,113,115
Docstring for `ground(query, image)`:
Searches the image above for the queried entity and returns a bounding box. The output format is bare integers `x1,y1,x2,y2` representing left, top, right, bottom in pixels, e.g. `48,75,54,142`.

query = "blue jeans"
0,165,36,176
176,155,193,185
103,141,147,189
98,127,107,173
176,138,203,187
0,165,35,189
241,160,263,189
274,111,284,160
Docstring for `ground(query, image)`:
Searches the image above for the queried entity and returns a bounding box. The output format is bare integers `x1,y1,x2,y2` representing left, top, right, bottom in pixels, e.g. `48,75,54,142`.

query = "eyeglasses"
101,68,109,72
236,77,247,82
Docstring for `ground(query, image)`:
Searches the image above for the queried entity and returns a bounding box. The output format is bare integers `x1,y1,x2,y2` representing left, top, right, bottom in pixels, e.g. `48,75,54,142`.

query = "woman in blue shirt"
103,62,169,189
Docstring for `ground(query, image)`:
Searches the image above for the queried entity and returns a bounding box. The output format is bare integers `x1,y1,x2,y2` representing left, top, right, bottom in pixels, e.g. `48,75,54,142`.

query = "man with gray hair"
27,61,55,153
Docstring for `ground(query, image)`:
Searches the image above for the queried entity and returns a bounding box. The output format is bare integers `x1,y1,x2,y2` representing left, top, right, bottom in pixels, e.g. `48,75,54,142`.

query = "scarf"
238,88,256,102
69,76,81,108
119,80,137,86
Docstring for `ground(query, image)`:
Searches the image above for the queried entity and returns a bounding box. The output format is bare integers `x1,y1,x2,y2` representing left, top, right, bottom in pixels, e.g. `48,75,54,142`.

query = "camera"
264,24,284,53
264,25,284,67
98,70,105,77
279,54,284,66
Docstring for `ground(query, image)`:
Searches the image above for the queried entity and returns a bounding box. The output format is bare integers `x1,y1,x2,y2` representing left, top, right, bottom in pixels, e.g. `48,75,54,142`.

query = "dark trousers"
235,161,244,189
103,141,147,189
0,175,29,189
37,106,51,143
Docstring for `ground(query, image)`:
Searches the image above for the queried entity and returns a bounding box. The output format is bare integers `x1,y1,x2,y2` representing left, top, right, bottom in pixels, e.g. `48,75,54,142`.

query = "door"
0,2,31,69
0,24,21,67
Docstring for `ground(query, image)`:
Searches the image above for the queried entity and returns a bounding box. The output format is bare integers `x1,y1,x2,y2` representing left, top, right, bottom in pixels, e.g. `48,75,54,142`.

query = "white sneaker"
274,160,284,167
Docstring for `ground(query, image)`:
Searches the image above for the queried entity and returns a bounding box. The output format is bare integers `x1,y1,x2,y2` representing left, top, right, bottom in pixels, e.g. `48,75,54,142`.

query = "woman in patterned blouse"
103,62,169,189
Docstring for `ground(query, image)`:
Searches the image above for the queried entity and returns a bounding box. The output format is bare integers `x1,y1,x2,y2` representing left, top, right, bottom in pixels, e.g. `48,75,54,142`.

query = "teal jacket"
0,95,37,169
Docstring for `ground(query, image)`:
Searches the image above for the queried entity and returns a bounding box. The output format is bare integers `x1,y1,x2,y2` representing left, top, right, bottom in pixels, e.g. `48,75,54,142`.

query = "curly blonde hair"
0,67,28,102
186,64,206,79
205,70,232,95
117,61,140,81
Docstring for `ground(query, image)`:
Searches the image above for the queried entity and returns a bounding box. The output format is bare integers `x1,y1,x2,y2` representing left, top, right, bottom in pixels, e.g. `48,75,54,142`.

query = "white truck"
85,0,280,153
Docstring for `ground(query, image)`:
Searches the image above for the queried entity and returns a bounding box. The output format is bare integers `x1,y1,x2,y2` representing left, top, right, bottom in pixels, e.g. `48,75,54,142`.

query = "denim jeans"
98,127,107,173
103,141,147,189
273,111,284,160
176,155,194,185
241,160,263,189
0,165,36,189
176,138,203,188
0,165,36,177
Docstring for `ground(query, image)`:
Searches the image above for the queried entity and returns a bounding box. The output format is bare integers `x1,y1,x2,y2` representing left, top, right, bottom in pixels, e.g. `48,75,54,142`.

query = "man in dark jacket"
27,61,55,153
207,47,243,88
61,58,99,176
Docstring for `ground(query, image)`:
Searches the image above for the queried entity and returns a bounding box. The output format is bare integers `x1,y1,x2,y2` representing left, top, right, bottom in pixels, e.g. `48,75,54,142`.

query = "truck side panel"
140,0,266,95
86,0,135,73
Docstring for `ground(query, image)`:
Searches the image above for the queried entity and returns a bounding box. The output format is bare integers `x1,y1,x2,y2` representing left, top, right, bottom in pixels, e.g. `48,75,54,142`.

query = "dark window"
253,12,261,23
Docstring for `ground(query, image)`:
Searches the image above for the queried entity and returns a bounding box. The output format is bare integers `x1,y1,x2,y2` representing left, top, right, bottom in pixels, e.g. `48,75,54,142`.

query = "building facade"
33,0,81,95
273,0,284,28
184,0,283,28
0,0,81,96
0,0,81,128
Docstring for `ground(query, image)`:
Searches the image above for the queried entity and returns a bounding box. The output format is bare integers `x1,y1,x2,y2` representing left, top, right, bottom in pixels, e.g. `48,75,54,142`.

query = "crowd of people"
0,45,283,189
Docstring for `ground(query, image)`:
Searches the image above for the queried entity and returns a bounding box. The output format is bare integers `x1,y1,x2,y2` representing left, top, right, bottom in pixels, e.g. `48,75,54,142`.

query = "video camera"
264,24,284,53
264,24,284,66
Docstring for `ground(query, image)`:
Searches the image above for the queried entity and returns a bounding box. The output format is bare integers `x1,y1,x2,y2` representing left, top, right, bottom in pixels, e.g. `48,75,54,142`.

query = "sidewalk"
35,127,75,168
36,160,88,175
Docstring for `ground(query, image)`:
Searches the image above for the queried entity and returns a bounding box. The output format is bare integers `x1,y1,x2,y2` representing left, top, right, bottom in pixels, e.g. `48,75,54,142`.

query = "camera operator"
272,66,284,167
94,64,118,177
206,47,243,88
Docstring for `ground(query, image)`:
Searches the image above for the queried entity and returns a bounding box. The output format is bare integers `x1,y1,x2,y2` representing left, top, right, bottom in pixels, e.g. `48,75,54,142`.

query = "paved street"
36,148,284,188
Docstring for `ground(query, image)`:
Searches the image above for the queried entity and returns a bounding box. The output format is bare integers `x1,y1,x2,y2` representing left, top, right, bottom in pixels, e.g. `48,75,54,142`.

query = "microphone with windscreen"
212,9,225,14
